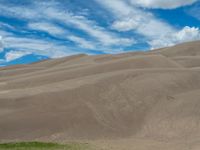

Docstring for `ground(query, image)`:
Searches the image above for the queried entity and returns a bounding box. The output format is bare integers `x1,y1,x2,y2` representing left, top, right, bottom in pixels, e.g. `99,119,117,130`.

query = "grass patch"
0,142,90,150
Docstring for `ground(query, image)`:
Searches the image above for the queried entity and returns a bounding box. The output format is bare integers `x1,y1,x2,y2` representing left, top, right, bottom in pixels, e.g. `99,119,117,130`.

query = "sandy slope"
0,41,200,149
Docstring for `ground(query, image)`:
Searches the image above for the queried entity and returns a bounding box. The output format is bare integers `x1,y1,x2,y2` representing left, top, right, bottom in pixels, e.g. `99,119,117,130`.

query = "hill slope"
0,41,200,149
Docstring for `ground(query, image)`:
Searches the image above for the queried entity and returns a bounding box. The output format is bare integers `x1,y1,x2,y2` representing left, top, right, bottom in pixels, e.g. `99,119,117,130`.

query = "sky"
0,0,200,66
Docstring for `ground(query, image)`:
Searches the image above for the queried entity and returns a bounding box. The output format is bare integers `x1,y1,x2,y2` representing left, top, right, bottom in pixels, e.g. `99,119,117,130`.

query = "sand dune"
172,56,200,68
0,41,200,149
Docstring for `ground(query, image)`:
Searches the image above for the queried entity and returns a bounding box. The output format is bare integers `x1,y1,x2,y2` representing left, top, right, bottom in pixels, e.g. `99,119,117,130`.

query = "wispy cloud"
3,36,80,58
0,1,135,47
0,0,199,64
5,50,31,62
67,35,96,49
28,22,96,50
129,0,198,9
43,8,136,47
95,0,175,36
0,0,136,63
95,0,200,49
28,22,68,37
187,2,200,21
0,36,3,52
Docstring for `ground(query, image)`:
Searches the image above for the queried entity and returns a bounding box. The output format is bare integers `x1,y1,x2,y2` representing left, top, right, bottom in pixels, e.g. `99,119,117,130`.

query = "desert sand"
0,41,200,150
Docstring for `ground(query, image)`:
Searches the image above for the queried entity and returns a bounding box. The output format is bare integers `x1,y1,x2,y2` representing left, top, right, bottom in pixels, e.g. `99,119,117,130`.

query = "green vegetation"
0,142,90,150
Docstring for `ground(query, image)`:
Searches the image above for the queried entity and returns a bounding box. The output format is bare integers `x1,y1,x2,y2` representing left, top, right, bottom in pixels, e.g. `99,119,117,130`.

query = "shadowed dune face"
0,41,200,147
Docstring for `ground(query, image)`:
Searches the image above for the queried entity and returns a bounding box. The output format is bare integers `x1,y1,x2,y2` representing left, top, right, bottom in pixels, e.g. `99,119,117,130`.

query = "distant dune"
0,41,200,150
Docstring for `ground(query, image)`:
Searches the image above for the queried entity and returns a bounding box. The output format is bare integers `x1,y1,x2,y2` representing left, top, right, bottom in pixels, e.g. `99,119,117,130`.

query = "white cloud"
5,50,31,62
0,36,4,52
0,0,199,62
67,35,96,49
36,7,135,48
0,2,135,49
129,0,198,9
149,26,200,49
43,8,136,47
28,22,98,50
28,22,67,36
0,1,137,58
0,22,15,31
3,36,79,58
96,0,200,49
0,3,41,20
112,18,141,32
0,29,14,37
96,0,175,35
28,21,134,51
175,26,200,42
96,1,174,40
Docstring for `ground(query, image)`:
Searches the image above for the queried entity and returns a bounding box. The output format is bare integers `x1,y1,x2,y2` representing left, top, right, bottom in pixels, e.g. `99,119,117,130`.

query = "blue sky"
0,0,200,66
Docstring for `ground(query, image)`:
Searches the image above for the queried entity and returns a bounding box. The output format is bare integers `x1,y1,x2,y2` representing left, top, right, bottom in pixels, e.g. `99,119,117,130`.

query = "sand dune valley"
1,41,200,150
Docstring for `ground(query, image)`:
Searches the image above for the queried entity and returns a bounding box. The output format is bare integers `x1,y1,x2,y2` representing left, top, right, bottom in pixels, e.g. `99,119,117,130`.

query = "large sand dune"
0,41,200,149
